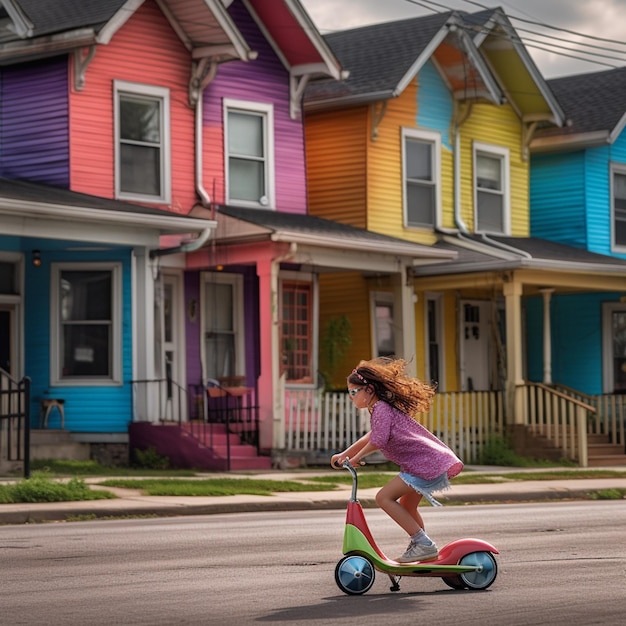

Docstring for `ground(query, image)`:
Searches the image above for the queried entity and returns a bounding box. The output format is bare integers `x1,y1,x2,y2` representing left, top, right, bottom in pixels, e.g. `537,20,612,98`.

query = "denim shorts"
399,471,451,507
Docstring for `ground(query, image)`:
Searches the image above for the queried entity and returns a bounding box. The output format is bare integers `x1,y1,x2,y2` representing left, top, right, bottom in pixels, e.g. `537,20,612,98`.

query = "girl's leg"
375,476,422,536
399,488,424,529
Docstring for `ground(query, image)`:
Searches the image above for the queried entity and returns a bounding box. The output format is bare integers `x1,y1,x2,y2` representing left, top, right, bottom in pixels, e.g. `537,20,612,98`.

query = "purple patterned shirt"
369,401,463,480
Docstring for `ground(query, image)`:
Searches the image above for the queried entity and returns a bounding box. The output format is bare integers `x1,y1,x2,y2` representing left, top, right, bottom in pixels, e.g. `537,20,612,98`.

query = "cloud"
301,0,626,79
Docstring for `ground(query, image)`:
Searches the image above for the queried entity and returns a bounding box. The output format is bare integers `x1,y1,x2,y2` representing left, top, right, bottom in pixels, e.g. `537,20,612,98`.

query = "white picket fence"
284,389,504,464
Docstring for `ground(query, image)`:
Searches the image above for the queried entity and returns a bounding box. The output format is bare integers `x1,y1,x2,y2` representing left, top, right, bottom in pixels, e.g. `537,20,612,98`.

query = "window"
51,264,121,385
602,302,626,393
280,275,316,384
370,292,395,358
402,128,440,228
202,273,244,382
114,81,170,203
474,143,510,234
224,99,275,208
611,167,626,250
425,294,443,389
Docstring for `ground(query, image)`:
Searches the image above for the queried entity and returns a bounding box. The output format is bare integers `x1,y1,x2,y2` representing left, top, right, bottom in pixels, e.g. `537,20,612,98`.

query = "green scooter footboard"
343,524,479,576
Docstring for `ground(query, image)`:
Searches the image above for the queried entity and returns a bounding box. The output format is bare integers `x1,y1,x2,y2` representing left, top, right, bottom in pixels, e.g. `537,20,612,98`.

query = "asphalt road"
0,501,624,625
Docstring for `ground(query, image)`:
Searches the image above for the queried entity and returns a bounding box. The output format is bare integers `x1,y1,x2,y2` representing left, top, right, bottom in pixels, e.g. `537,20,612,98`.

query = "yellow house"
304,9,626,465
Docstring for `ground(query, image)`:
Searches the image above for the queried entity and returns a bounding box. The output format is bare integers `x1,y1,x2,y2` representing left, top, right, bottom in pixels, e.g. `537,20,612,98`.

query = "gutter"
150,60,218,259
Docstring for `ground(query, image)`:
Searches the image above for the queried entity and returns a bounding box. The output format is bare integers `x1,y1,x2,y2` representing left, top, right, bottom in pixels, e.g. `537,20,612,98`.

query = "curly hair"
347,357,436,416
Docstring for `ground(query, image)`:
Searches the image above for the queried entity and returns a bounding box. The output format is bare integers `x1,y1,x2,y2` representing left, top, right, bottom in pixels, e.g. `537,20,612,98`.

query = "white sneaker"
396,541,438,563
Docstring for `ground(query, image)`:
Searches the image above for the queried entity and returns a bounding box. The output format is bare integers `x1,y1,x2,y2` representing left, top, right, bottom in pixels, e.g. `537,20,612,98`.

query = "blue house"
530,67,626,397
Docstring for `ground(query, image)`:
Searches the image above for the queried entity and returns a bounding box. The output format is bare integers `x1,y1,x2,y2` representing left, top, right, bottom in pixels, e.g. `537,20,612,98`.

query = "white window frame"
223,98,275,209
279,271,318,389
473,142,510,235
369,291,396,358
114,80,171,204
602,301,626,393
401,127,441,229
424,292,444,391
610,164,626,253
200,272,245,383
50,262,122,386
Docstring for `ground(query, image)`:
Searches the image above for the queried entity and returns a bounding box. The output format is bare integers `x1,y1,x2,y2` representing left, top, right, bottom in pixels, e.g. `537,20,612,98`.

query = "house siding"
304,107,368,226
526,292,617,395
202,1,307,213
0,56,69,186
69,1,196,213
460,103,527,235
530,151,587,247
25,250,133,432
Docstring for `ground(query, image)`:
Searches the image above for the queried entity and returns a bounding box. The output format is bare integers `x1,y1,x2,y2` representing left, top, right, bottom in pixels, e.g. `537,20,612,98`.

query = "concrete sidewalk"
1,467,625,525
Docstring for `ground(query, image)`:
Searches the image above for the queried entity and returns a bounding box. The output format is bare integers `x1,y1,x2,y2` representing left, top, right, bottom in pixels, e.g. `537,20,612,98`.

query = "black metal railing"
0,369,31,478
131,377,260,471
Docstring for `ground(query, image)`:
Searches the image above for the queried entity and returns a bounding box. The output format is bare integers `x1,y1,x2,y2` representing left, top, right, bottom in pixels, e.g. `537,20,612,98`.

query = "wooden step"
587,454,626,467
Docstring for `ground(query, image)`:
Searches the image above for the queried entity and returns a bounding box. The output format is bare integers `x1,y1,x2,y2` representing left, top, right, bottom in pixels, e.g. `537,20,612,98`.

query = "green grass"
97,477,340,497
0,474,116,504
29,459,196,477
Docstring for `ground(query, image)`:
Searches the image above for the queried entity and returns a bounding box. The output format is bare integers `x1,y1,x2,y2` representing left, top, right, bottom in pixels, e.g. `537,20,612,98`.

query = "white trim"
279,270,318,389
369,290,395,359
223,98,275,209
200,271,245,383
401,127,442,230
610,163,626,254
424,292,444,391
473,141,511,235
602,301,626,393
114,80,171,204
50,262,122,386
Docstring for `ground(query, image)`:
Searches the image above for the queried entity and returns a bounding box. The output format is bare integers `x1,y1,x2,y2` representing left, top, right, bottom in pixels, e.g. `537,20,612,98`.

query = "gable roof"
304,8,564,126
0,0,252,65
411,233,626,278
532,66,626,152
213,205,456,262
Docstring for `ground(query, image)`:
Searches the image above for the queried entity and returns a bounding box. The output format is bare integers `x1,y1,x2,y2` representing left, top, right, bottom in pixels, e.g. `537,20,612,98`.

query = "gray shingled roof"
6,0,126,40
305,12,453,106
216,205,455,259
412,234,626,277
0,176,202,220
536,67,626,140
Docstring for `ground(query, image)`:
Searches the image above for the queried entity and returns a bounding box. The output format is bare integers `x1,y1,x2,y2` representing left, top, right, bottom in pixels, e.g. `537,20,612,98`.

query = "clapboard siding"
69,1,196,212
460,102,528,235
304,107,368,225
530,152,587,247
202,1,307,213
24,250,133,432
0,56,69,185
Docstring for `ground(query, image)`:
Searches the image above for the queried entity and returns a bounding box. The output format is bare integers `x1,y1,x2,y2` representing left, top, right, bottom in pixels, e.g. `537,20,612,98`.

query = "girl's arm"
330,431,371,468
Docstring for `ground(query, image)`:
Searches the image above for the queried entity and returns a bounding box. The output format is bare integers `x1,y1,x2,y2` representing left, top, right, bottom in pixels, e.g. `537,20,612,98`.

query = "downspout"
453,101,472,235
150,59,218,259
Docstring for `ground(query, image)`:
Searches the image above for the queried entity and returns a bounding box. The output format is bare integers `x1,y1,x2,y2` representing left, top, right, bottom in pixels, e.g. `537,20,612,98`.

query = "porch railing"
517,382,594,466
0,369,31,478
284,388,504,464
552,383,625,450
131,378,261,466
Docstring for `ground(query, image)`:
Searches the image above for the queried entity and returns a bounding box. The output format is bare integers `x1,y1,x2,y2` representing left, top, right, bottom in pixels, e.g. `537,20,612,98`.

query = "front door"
161,273,185,421
603,302,626,393
460,300,492,391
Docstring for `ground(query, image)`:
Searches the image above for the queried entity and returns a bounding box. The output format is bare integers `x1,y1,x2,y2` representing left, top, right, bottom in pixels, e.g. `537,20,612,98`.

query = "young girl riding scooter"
331,357,463,563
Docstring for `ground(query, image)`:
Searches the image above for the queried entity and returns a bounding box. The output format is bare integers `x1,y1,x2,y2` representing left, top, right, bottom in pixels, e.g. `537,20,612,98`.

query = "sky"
301,0,626,80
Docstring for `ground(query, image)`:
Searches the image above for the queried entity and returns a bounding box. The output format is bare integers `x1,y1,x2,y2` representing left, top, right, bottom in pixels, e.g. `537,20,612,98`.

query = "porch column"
540,288,554,385
392,263,417,376
256,255,281,451
132,247,157,422
503,277,524,424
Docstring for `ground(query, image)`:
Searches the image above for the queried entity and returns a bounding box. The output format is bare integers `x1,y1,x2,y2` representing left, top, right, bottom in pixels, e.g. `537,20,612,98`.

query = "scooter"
335,460,499,595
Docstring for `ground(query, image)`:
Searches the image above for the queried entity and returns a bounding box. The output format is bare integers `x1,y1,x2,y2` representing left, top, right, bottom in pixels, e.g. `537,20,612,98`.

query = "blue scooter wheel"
335,555,375,595
458,551,498,590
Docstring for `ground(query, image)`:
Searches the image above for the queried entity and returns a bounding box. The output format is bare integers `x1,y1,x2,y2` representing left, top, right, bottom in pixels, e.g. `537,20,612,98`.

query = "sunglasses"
348,387,364,397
